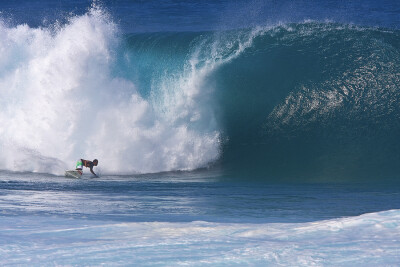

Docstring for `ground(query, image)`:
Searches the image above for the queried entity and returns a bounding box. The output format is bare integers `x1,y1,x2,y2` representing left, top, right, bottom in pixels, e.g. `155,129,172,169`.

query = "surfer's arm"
90,167,97,177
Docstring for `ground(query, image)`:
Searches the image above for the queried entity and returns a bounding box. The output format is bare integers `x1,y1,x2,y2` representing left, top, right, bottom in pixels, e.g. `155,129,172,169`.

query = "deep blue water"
1,0,400,32
1,171,400,224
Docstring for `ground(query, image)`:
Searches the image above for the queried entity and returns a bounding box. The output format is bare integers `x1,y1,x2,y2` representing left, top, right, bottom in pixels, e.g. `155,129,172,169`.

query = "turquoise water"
115,23,400,182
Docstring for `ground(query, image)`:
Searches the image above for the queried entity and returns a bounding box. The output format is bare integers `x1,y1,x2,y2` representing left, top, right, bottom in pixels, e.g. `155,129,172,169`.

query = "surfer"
76,159,98,177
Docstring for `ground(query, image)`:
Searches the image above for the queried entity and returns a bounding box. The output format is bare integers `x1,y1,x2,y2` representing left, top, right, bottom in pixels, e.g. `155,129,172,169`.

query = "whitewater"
1,1,400,266
0,6,223,175
1,210,399,266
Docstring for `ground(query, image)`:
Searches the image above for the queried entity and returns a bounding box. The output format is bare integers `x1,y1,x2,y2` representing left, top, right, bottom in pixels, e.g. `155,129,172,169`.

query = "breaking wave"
1,6,400,181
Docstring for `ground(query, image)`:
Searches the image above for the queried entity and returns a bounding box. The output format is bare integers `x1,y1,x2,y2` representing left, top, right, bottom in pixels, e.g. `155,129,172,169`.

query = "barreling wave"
0,5,399,181
212,23,400,182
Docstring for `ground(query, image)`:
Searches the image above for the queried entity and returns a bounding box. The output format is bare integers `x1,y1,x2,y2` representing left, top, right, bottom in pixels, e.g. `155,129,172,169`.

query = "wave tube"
212,23,400,182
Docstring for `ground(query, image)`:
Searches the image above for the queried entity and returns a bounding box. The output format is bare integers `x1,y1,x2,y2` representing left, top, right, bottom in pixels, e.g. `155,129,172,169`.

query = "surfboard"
65,170,82,179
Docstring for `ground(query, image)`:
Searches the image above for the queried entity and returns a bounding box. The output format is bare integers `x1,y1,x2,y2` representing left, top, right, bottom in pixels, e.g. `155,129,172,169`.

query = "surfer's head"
93,159,98,166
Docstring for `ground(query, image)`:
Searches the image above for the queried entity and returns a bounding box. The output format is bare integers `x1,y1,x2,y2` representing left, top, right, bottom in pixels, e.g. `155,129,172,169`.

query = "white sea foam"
0,210,399,266
0,5,273,175
0,6,226,175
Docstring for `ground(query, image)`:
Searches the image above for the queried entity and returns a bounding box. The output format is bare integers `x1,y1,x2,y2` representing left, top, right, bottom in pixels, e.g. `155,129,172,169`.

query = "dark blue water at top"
0,0,399,32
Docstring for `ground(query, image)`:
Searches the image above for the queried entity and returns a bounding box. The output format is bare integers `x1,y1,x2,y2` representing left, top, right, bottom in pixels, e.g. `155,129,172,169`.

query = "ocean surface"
1,0,400,265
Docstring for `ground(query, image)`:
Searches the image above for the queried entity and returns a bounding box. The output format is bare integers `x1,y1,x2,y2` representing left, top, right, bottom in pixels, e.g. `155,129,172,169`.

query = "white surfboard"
65,170,82,179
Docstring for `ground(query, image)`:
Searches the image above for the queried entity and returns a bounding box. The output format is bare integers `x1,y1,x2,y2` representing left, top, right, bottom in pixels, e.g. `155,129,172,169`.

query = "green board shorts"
76,160,83,170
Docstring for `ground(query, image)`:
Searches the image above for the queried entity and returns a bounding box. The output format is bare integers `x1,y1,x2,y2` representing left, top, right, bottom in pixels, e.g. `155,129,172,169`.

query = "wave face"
117,23,400,182
213,23,400,181
1,6,400,181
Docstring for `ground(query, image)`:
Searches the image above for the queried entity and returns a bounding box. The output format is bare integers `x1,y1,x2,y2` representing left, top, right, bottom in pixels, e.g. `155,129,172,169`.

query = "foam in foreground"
0,210,399,266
